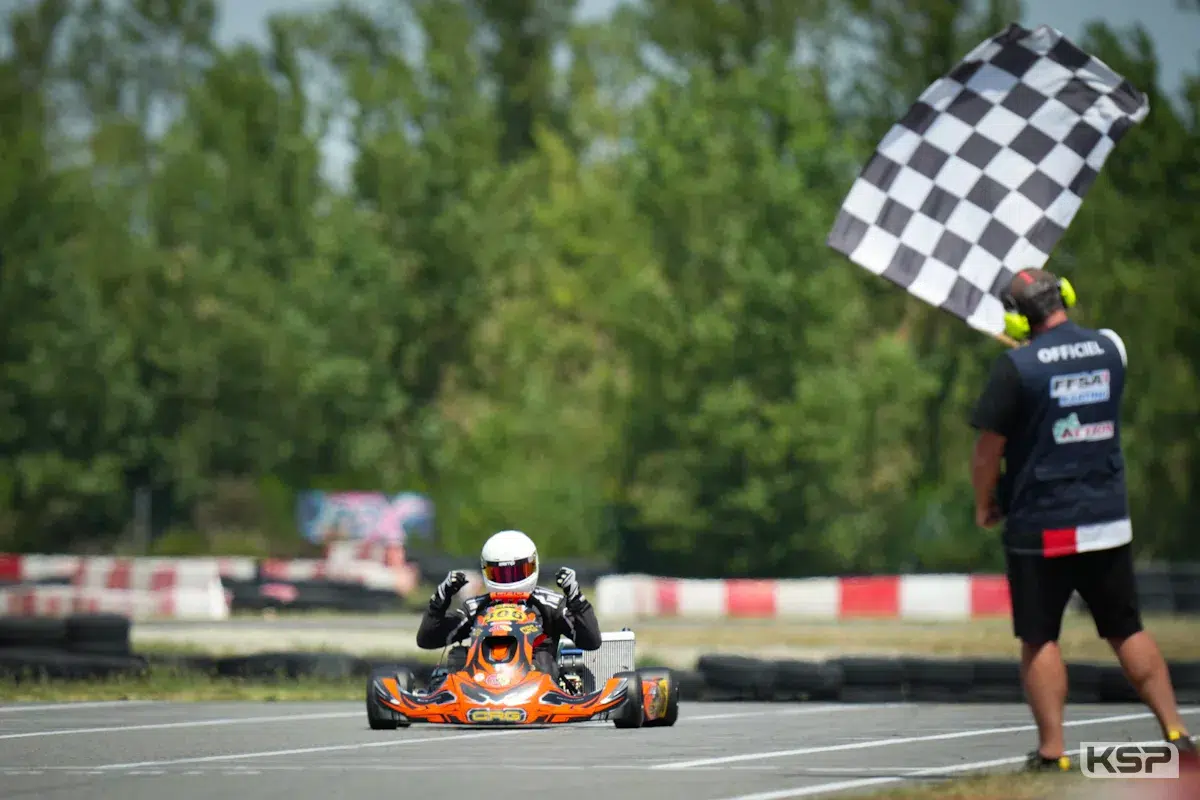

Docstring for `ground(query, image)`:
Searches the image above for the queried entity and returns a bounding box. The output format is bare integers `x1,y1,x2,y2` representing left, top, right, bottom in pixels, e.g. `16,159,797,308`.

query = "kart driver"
415,529,603,676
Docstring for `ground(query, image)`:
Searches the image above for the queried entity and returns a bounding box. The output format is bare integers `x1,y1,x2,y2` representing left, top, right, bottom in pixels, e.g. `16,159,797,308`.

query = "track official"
968,268,1194,771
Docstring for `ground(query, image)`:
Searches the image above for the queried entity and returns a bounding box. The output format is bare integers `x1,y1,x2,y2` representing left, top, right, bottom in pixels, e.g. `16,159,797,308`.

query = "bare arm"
972,431,1006,525
968,354,1019,528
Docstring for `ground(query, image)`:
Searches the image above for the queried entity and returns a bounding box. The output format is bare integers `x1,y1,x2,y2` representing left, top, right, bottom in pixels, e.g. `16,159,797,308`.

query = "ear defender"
1002,275,1076,341
1003,304,1031,341
1058,276,1076,308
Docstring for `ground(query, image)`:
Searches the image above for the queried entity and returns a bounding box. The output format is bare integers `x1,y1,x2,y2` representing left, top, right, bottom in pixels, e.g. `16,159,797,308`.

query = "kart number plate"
467,708,527,723
483,605,530,623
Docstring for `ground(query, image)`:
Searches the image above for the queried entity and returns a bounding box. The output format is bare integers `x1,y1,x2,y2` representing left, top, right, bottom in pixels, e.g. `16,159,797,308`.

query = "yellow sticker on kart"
467,708,526,723
482,604,530,623
653,677,669,717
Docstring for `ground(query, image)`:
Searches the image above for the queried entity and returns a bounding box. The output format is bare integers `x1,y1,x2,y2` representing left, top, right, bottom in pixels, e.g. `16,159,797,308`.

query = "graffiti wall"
295,491,435,544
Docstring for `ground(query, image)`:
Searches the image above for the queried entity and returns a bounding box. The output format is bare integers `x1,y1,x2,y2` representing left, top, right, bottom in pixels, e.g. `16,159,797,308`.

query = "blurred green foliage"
0,0,1196,575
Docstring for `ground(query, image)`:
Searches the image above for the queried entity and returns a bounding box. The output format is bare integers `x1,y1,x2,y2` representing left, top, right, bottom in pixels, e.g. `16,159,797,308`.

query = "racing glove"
429,570,468,613
555,566,584,609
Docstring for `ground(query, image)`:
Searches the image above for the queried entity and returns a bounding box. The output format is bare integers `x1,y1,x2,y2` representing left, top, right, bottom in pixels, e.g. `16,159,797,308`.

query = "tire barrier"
692,654,1200,703
1136,563,1200,615
1136,565,1176,614
0,612,144,682
0,648,148,682
1171,662,1200,705
695,655,779,701
144,651,439,684
64,613,132,656
901,657,975,702
836,656,907,703
774,658,843,701
966,659,1025,703
0,616,69,650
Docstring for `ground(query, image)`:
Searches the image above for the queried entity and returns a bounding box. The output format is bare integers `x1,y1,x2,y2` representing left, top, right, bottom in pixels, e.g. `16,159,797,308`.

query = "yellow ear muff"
1058,276,1076,308
1004,310,1031,340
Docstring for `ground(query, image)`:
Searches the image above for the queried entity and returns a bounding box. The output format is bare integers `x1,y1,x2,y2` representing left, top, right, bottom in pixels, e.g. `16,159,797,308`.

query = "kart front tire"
612,670,644,729
366,665,414,730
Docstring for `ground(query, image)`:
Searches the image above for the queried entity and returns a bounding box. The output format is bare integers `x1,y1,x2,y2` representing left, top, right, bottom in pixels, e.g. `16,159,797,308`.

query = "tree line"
1,0,1197,576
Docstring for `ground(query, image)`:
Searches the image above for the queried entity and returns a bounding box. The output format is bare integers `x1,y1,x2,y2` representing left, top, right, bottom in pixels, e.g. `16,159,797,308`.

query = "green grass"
0,664,367,702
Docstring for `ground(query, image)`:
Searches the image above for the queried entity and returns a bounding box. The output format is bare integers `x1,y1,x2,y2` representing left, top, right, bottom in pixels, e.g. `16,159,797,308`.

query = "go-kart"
366,596,678,729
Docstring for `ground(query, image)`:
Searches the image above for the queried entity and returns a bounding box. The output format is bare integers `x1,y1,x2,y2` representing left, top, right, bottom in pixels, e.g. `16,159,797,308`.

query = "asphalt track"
2,700,1198,800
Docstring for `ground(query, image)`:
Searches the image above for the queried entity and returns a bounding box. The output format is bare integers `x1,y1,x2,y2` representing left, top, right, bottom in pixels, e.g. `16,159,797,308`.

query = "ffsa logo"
1081,742,1180,779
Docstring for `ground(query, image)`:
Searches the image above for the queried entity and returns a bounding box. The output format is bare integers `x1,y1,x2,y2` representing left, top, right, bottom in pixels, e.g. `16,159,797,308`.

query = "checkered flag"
827,23,1149,339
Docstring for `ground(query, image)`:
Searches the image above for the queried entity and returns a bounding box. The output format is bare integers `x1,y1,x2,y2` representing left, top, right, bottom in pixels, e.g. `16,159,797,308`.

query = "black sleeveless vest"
998,321,1129,555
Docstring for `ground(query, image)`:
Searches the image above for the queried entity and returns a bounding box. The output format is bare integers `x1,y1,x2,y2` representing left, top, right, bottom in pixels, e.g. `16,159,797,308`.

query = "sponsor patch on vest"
1052,412,1115,444
1049,369,1111,407
1037,341,1105,363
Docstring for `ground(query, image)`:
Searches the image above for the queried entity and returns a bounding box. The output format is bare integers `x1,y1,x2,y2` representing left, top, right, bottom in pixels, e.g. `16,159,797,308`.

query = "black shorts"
1004,543,1143,645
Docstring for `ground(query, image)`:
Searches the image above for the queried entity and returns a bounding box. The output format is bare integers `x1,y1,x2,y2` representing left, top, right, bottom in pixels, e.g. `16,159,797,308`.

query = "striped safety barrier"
1,557,230,620
594,574,1011,620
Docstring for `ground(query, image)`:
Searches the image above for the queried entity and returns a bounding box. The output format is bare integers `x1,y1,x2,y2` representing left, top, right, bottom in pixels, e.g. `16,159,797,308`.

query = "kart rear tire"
637,668,679,727
612,670,644,729
367,665,414,730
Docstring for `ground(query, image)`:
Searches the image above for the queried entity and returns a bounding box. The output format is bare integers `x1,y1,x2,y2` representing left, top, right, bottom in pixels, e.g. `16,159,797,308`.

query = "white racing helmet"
480,530,539,595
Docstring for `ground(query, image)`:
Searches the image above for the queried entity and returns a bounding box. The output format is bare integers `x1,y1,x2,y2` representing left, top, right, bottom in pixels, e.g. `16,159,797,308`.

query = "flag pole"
994,331,1020,348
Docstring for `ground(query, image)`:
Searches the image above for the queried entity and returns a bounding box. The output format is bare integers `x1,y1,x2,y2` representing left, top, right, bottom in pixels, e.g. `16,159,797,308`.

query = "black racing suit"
416,585,602,679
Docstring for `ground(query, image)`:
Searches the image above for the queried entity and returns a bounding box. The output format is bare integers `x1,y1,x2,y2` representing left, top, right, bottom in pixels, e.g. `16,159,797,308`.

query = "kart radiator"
559,630,636,689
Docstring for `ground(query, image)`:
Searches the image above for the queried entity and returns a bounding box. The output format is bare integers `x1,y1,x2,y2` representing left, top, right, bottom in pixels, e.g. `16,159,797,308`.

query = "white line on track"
0,711,360,740
658,707,1200,770
684,703,909,723
0,701,157,714
90,729,535,770
70,704,871,771
0,702,877,744
713,756,1033,800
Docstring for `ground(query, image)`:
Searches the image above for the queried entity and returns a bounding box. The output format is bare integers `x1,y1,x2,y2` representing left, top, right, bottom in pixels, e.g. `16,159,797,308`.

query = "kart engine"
557,648,588,695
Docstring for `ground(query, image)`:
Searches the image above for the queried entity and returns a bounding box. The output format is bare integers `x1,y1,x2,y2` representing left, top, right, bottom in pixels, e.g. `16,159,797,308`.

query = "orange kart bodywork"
367,596,677,729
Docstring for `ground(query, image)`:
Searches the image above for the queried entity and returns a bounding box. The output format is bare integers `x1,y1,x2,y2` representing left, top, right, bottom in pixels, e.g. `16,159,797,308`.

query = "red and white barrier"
0,544,423,618
256,557,419,594
215,557,257,582
258,540,421,595
0,554,82,583
595,574,1011,620
0,557,230,620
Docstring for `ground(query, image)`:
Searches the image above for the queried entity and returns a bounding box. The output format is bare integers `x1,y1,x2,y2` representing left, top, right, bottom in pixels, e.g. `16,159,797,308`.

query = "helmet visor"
483,555,536,586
